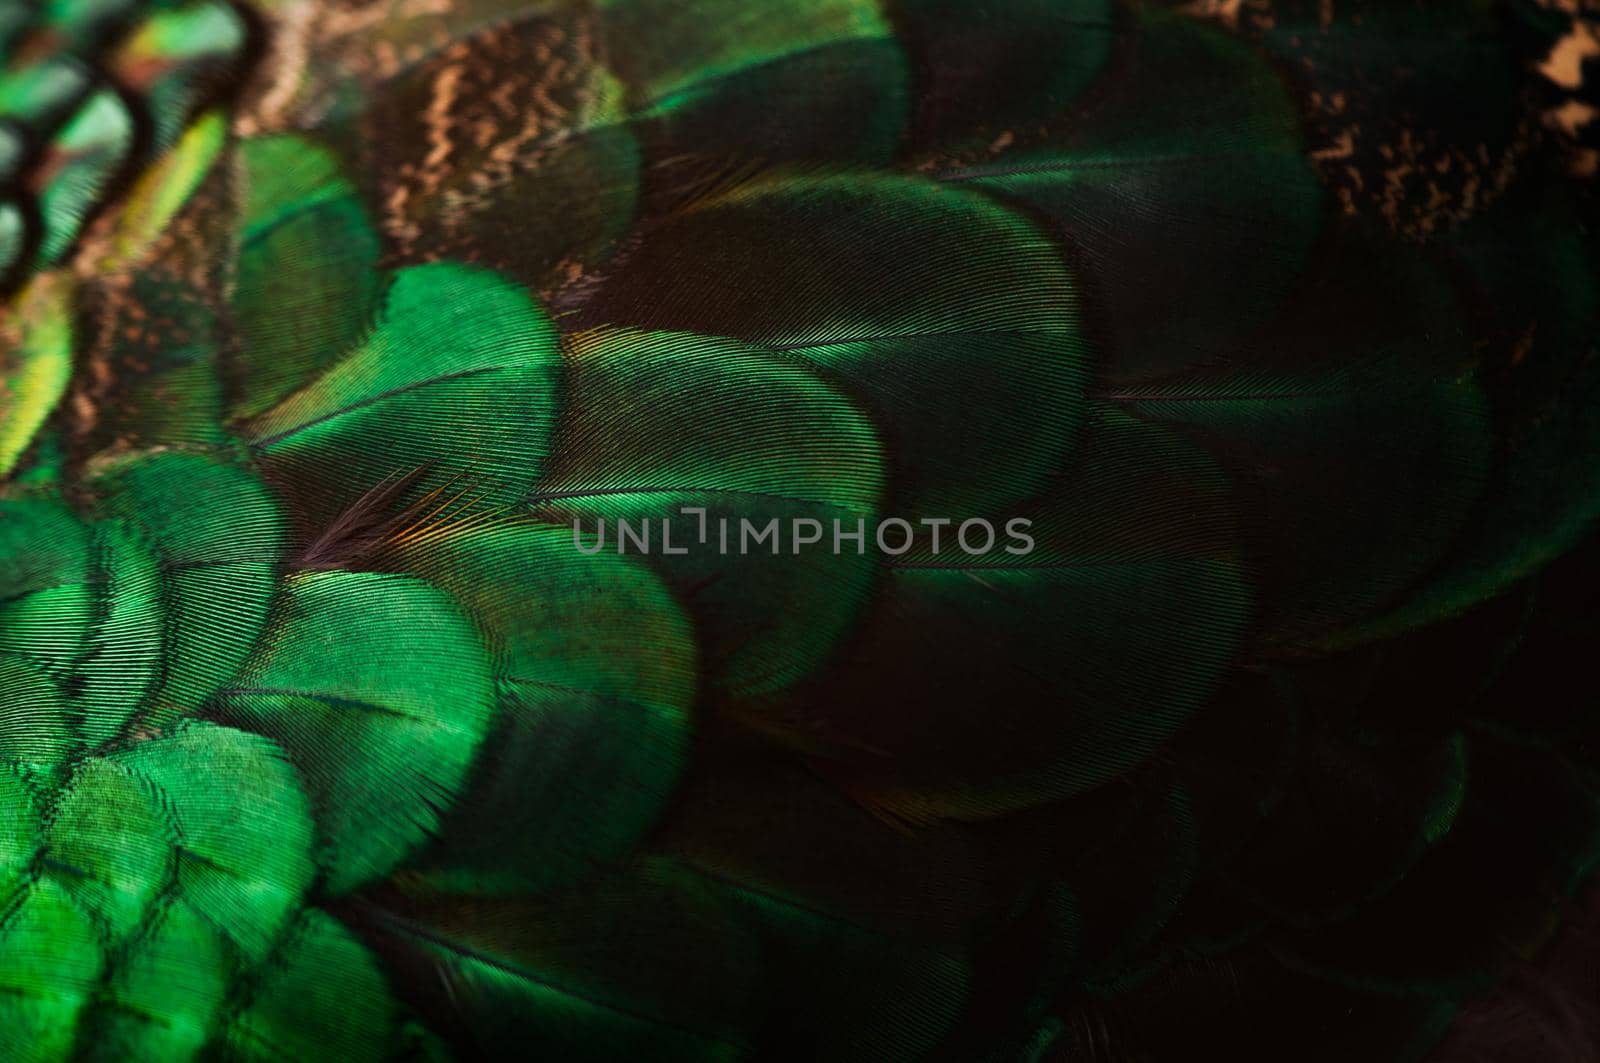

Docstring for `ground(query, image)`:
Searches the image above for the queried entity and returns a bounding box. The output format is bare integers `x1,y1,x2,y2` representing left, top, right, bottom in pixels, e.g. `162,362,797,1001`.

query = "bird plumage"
0,0,1597,1059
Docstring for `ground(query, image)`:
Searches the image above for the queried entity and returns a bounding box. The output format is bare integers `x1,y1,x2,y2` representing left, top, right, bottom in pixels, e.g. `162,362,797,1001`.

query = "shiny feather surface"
0,0,1598,1059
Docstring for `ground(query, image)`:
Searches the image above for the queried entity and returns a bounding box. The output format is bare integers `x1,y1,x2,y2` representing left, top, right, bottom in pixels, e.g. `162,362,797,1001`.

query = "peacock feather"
0,0,1597,1058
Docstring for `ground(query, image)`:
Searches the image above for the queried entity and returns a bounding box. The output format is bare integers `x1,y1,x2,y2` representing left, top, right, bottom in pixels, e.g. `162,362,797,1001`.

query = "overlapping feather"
0,0,1595,1060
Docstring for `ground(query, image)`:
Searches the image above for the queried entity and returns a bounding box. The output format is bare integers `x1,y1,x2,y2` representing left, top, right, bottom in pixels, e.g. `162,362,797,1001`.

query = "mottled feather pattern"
0,0,1597,1059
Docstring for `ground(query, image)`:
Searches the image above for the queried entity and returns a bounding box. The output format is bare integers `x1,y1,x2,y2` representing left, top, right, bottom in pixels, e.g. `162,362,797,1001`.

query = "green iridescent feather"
0,0,1596,1060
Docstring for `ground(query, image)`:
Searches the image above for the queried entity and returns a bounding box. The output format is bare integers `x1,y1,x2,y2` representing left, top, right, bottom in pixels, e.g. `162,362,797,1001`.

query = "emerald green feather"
530,326,883,697
222,910,401,1062
0,656,71,768
399,521,695,895
33,90,133,269
72,521,161,747
230,136,383,420
105,1,246,151
0,880,102,1063
0,0,1596,1058
0,57,92,136
45,757,174,945
573,172,1087,520
0,497,94,680
88,452,285,719
216,570,496,895
86,900,230,1059
114,721,316,962
243,261,562,521
0,768,36,897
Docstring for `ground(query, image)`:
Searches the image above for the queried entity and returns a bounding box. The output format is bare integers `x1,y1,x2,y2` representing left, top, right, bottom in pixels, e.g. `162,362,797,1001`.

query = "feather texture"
0,0,1597,1060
